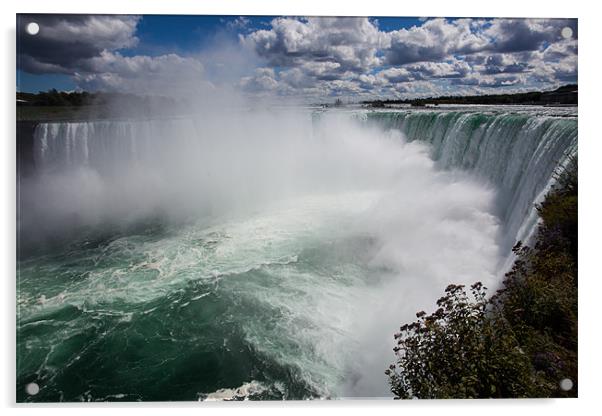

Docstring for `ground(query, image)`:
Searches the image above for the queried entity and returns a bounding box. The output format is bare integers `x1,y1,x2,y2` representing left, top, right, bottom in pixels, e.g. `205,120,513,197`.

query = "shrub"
387,158,577,399
386,283,538,398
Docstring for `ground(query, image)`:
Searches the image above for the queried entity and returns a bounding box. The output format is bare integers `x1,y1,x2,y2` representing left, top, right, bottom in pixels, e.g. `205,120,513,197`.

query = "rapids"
16,106,577,401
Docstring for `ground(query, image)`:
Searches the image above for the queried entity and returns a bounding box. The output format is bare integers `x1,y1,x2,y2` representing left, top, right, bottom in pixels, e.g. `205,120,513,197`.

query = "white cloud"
239,67,281,93
385,18,490,65
18,15,578,100
41,15,140,51
226,16,251,31
18,15,140,74
240,17,577,99
451,73,526,88
404,60,471,79
242,17,386,72
483,19,576,53
376,67,414,84
74,51,208,96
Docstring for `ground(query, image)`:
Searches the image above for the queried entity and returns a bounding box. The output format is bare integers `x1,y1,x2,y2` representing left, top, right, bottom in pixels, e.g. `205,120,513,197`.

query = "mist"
18,102,503,397
20,111,411,237
17,34,506,397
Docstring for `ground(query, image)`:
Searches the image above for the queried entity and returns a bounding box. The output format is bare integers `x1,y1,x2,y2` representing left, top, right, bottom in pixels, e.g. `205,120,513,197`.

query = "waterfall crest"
30,107,577,254
363,108,577,250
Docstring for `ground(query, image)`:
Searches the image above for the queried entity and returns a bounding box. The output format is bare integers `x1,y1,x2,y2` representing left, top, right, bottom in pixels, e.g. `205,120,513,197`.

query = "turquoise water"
17,107,577,401
17,192,394,401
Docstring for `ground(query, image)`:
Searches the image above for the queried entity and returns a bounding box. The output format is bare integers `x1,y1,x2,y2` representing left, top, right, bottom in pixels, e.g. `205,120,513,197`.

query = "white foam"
200,380,267,401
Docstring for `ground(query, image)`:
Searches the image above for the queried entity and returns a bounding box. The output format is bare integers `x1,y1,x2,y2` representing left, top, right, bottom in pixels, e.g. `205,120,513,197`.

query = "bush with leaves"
387,157,577,399
493,157,577,397
386,283,539,399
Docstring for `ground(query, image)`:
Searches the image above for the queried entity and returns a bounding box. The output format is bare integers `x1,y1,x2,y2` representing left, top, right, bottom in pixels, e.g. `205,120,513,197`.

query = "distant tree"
361,84,577,107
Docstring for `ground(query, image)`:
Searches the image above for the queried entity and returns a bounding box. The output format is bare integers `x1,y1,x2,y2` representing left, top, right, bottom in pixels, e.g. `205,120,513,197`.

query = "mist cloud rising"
18,110,503,398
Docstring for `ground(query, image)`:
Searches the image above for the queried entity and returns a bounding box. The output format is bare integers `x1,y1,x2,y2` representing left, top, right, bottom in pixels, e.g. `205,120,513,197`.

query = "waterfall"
29,107,577,255
19,107,578,400
363,108,577,251
33,118,200,175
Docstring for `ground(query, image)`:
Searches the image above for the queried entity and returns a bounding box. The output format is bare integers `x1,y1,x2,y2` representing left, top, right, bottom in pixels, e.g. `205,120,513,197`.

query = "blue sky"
16,14,577,100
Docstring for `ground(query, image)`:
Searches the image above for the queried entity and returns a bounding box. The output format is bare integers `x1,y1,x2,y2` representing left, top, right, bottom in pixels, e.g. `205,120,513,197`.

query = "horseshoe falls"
362,107,578,253
16,106,577,401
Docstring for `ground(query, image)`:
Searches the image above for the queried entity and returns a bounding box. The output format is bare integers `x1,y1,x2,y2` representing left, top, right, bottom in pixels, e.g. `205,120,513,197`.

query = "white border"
2,1,600,415
6,0,581,18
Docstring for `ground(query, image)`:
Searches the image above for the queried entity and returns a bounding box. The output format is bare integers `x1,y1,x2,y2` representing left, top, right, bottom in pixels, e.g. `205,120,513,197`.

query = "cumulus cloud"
483,18,577,53
18,14,140,74
240,67,281,93
385,18,490,65
404,60,471,79
240,17,577,99
226,16,251,31
242,17,386,73
451,73,526,88
376,67,414,84
73,51,207,96
17,14,212,97
17,14,578,100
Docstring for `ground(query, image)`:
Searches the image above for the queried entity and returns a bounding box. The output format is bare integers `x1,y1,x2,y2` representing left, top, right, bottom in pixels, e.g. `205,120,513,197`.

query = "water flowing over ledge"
17,106,577,401
30,107,577,254
359,107,577,252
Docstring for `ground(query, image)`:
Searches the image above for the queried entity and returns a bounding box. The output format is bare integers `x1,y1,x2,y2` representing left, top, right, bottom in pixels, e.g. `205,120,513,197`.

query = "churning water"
16,106,577,401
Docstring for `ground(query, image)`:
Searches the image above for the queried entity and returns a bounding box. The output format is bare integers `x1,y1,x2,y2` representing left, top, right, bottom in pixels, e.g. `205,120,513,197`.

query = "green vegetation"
17,89,187,121
365,84,577,107
17,89,164,107
386,157,577,399
17,89,95,107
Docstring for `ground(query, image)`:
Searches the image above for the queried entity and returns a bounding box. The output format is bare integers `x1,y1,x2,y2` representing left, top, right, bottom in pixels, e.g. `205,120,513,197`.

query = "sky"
16,14,577,101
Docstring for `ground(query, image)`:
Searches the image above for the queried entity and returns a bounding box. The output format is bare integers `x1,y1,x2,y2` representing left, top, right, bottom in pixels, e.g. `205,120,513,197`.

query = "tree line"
364,84,577,107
